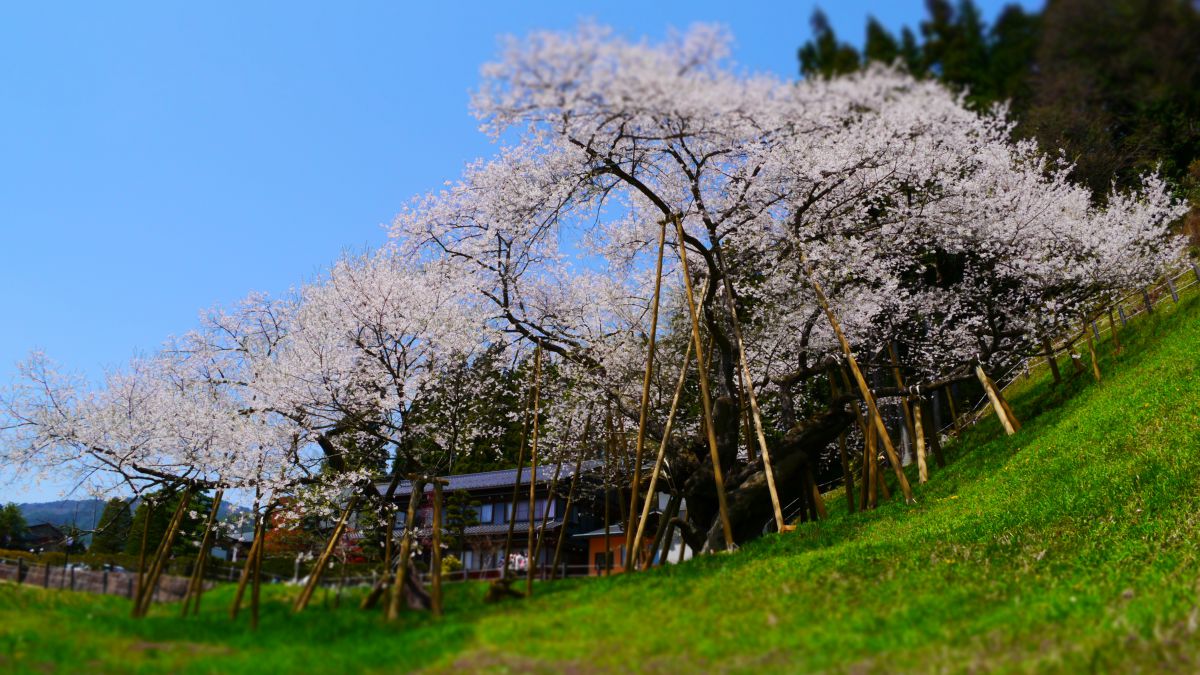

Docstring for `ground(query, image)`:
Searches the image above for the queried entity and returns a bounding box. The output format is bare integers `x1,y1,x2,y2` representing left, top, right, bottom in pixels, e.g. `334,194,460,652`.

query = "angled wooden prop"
797,247,915,504
526,343,543,596
631,339,692,568
625,217,668,568
672,215,735,549
712,240,787,531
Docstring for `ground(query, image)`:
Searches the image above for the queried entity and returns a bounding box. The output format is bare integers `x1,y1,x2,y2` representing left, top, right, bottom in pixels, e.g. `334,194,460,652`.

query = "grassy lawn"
2,294,1198,674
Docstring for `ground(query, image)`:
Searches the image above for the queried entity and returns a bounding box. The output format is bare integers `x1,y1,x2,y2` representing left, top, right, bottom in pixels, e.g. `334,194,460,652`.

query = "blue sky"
0,1,1038,502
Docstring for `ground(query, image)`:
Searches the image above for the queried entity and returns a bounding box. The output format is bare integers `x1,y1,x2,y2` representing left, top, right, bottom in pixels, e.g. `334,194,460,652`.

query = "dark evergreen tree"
89,498,133,554
0,503,27,549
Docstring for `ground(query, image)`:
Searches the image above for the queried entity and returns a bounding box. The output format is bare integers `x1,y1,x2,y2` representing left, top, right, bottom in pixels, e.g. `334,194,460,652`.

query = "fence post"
1142,288,1154,314
1091,321,1100,341
103,569,108,594
1118,306,1128,326
44,563,50,587
16,558,24,584
1193,262,1200,283
69,566,75,591
1165,276,1179,303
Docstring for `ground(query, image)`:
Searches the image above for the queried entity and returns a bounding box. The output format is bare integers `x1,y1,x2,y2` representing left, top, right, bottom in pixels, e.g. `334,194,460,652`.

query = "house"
22,523,65,552
376,460,651,578
573,496,694,576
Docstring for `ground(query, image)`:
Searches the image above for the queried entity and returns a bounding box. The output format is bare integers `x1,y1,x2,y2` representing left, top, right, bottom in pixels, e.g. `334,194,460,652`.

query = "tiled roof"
346,520,564,540
375,459,605,497
573,525,625,538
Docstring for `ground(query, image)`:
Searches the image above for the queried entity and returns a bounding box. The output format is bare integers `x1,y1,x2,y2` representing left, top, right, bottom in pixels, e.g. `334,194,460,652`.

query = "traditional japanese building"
375,460,688,578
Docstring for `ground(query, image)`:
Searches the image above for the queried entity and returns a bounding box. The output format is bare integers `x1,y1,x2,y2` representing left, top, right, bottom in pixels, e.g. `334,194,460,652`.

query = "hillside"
1,293,1198,673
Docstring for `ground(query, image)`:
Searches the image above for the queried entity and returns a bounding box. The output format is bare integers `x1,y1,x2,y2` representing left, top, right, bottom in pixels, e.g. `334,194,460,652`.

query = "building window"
478,503,493,523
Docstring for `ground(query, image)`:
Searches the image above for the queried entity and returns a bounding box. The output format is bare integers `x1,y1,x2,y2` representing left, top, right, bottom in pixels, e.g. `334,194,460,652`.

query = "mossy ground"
2,294,1198,674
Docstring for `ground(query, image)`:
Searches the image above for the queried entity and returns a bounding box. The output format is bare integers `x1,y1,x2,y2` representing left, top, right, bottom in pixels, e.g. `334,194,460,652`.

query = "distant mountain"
17,499,106,531
13,498,248,545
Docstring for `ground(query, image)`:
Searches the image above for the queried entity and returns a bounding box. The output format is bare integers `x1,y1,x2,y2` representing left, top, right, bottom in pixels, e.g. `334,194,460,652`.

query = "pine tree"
90,498,133,554
0,503,27,549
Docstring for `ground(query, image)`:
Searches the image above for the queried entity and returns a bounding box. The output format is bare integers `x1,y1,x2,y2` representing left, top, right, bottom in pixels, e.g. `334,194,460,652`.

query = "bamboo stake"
501,384,534,581
602,415,612,576
1042,336,1062,387
711,240,787,532
183,489,224,617
230,512,263,620
829,371,855,514
526,344,543,596
796,248,915,504
976,365,1020,435
630,340,692,568
1108,307,1123,355
921,397,947,468
913,404,929,484
946,384,961,435
625,218,668,569
804,464,828,519
134,497,155,608
550,451,585,580
646,492,680,569
387,478,425,621
530,459,563,586
294,495,359,613
887,343,919,463
1086,328,1101,382
866,411,878,509
135,487,193,617
431,481,444,617
672,216,735,548
133,494,178,616
250,518,265,631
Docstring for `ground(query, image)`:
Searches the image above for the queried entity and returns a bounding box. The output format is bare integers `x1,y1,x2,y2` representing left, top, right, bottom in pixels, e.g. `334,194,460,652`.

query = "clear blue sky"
0,1,1038,503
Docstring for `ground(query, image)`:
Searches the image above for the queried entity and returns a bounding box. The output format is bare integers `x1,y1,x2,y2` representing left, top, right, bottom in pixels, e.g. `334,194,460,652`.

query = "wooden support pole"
230,510,264,621
1142,288,1154,314
976,365,1020,435
866,411,878,509
134,498,155,607
249,518,265,631
531,459,563,586
672,216,735,548
1086,328,1101,383
646,492,680,570
501,385,534,581
625,218,668,569
294,495,359,613
1166,276,1179,303
913,403,929,484
887,343,918,463
431,481,444,617
183,489,224,617
921,397,947,468
946,384,962,435
797,248,914,504
830,368,856,513
712,239,786,531
631,341,692,568
1041,336,1062,387
550,445,587,580
135,487,193,618
526,344,543,596
387,477,425,621
1108,307,1123,355
805,464,828,519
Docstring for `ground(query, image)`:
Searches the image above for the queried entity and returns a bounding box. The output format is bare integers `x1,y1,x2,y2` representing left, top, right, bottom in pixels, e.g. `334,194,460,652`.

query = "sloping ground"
1,295,1198,674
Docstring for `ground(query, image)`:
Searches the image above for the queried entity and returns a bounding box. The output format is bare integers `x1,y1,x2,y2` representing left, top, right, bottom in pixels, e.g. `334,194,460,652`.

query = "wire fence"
947,261,1200,435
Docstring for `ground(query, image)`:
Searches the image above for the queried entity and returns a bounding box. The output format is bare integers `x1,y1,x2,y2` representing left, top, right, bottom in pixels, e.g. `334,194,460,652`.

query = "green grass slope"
2,295,1198,674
